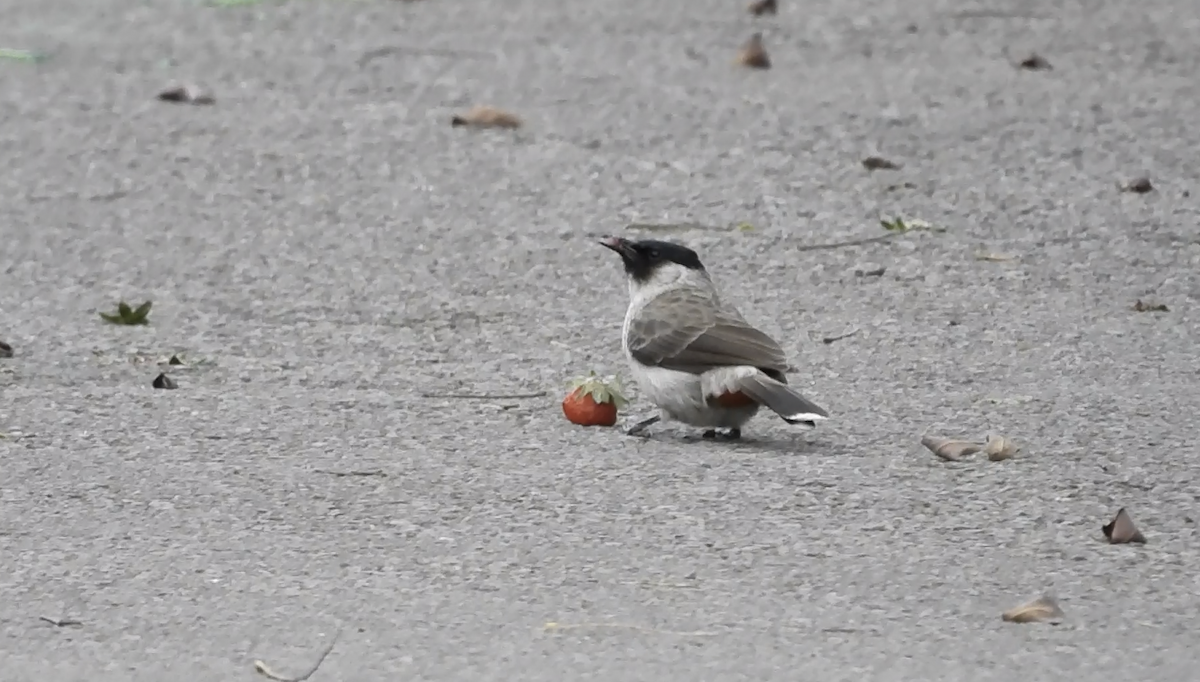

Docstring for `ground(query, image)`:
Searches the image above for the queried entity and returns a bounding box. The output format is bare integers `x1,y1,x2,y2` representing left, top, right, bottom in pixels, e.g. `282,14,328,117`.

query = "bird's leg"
626,415,660,438
703,427,742,440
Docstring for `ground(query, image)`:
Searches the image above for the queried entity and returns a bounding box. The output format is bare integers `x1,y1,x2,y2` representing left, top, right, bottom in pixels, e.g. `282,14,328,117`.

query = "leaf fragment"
1101,507,1146,544
984,434,1020,461
152,373,178,390
1002,595,1064,624
1120,177,1154,194
1132,299,1168,313
736,32,771,69
1017,53,1052,71
747,0,776,15
921,435,981,461
158,85,216,105
450,105,522,129
862,156,901,171
0,48,49,63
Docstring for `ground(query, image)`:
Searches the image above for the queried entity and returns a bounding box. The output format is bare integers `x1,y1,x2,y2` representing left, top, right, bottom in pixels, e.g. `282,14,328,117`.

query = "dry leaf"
975,251,1015,262
862,156,901,171
1102,507,1146,544
984,434,1020,461
747,0,776,15
1002,595,1064,624
450,106,522,129
157,85,215,105
1132,299,1168,313
736,33,771,69
1017,53,1052,71
152,373,178,390
1121,177,1154,193
921,435,981,462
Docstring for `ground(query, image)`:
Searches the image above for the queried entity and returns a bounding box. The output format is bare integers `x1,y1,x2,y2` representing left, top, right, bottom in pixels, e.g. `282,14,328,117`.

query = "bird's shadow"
627,425,837,456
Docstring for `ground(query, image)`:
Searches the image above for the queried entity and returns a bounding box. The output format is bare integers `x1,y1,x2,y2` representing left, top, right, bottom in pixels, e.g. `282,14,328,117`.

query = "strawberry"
562,371,629,427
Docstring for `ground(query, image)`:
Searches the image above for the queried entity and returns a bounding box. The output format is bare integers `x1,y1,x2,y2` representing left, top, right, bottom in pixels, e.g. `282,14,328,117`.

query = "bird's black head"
599,236,706,283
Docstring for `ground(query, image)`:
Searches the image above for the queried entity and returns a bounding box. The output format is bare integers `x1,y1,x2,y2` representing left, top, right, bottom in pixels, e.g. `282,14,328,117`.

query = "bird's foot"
702,427,742,441
626,415,661,438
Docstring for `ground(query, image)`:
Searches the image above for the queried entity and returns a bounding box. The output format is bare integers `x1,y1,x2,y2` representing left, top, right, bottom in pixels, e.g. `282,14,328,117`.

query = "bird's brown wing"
626,287,791,376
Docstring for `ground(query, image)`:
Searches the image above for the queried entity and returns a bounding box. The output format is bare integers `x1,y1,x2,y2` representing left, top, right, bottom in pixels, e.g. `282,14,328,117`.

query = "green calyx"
568,371,629,408
100,300,152,326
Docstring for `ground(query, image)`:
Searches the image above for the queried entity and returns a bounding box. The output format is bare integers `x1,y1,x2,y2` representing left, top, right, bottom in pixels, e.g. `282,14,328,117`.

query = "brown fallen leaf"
747,0,777,16
736,32,771,69
984,434,1020,461
921,435,981,462
157,85,215,105
1002,595,1064,624
1017,53,1052,71
975,251,1016,262
450,106,522,129
1120,177,1154,193
1132,299,1168,313
862,156,901,171
1102,507,1146,544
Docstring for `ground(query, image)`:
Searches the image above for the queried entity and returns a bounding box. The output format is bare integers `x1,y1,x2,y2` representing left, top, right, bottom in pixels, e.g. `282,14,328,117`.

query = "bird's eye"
648,249,660,258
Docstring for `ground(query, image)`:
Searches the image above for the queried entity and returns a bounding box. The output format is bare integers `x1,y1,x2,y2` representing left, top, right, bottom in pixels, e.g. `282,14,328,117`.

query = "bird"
599,236,829,440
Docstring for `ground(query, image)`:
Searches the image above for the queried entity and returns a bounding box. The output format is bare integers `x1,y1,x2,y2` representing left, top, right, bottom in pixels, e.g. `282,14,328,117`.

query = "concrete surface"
2,0,1199,680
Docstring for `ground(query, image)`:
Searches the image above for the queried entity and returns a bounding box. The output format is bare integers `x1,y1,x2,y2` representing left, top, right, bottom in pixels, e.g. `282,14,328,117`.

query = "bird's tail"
737,373,830,427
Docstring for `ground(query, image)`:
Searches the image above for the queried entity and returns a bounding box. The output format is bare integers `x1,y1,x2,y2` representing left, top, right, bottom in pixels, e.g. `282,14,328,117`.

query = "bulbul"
600,236,829,440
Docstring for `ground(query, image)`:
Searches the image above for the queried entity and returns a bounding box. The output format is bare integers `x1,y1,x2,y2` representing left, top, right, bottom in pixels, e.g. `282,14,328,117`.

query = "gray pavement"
2,0,1199,679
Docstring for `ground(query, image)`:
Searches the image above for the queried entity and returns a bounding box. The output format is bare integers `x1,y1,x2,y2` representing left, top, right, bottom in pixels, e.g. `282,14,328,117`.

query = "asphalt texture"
2,0,1200,680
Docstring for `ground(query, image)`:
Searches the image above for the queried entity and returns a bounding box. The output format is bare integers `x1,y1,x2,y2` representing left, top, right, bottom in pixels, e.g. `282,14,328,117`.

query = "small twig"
39,616,82,627
254,630,341,682
795,232,901,251
544,622,717,637
821,328,860,344
421,391,547,400
357,45,493,67
314,469,387,478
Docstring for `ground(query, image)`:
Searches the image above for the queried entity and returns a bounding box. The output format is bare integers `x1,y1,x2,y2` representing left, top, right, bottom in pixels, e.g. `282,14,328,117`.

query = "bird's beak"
600,235,635,259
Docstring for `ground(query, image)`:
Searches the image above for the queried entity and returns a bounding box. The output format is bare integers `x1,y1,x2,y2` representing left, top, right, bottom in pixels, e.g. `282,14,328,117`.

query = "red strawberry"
562,372,629,427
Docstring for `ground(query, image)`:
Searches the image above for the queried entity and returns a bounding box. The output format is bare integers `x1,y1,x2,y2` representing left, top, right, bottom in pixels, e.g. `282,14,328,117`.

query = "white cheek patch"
700,366,759,397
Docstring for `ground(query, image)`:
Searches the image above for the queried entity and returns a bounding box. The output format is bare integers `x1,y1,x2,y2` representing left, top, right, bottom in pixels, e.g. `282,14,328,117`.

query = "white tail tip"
784,413,829,426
